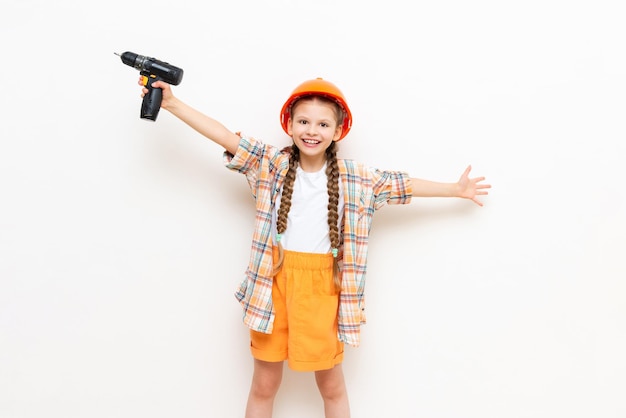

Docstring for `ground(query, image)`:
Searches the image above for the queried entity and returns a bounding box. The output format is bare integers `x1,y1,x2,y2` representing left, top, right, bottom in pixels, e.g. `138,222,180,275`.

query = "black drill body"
117,51,184,121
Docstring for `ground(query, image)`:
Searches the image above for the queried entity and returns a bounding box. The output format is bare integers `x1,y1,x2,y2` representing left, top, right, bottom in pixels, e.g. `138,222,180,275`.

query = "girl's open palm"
458,165,491,206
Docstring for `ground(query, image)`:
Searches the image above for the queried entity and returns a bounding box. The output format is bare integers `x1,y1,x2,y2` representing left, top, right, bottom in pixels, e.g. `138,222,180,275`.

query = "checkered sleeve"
369,167,413,209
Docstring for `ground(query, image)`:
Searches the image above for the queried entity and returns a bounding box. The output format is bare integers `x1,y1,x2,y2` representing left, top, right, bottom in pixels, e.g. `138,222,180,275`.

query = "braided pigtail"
325,141,342,291
273,145,300,275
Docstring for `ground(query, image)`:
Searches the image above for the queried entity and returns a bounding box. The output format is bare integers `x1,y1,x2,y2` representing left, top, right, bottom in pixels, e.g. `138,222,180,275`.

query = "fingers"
470,174,490,190
465,167,490,185
137,77,170,98
472,185,490,206
136,76,169,89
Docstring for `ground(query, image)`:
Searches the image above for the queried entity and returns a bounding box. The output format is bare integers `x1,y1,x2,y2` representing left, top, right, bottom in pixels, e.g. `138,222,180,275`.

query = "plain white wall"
1,0,624,417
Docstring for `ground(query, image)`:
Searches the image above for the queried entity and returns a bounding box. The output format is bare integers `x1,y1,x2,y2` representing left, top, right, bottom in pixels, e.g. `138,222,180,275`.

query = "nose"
306,123,318,136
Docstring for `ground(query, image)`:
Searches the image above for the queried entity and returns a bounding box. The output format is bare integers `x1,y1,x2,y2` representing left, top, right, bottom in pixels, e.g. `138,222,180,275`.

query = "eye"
320,122,329,128
298,119,308,125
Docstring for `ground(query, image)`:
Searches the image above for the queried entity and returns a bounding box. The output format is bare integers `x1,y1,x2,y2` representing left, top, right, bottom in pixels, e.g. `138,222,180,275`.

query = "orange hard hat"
280,78,353,140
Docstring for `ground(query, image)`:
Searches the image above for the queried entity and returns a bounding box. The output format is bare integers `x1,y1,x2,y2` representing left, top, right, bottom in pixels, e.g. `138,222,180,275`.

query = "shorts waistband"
280,249,334,270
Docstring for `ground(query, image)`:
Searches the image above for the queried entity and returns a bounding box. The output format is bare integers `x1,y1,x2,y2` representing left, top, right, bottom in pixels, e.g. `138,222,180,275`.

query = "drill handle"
141,74,162,121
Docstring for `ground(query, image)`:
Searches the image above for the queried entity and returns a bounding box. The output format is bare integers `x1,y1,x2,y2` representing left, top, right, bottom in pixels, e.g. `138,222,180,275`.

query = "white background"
1,1,625,417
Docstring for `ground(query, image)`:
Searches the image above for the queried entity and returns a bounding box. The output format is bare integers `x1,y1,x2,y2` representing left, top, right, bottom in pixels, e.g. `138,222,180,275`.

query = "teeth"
303,139,320,144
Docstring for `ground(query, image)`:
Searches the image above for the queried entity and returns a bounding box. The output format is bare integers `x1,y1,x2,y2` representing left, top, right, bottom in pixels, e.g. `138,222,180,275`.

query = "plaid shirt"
224,136,412,347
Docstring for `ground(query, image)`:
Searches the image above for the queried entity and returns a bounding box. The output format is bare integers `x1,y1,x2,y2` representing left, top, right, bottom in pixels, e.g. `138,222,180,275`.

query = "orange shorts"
250,249,344,372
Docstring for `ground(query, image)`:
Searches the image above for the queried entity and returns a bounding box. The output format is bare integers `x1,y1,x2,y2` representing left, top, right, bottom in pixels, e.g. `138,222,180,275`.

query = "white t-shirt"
273,164,345,253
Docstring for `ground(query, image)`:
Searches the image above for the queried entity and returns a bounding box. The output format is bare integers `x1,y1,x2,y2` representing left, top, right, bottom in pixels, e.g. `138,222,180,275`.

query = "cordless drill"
116,51,184,121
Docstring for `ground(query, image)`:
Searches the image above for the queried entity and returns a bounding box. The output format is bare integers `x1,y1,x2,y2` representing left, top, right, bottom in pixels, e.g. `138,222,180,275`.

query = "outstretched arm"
140,79,240,155
410,165,491,206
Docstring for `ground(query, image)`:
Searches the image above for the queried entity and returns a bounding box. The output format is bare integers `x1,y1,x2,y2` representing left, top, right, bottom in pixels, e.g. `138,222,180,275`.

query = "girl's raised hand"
457,165,491,206
137,77,176,111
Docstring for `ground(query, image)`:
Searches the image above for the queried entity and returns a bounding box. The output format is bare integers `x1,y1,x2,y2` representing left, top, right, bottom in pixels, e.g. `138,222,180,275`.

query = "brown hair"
273,97,342,290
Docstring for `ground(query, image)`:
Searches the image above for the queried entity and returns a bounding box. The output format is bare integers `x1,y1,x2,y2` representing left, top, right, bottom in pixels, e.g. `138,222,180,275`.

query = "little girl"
139,77,490,418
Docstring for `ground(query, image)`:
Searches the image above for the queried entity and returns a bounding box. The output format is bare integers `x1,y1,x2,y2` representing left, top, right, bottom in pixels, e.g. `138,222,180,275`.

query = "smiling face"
287,97,343,172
